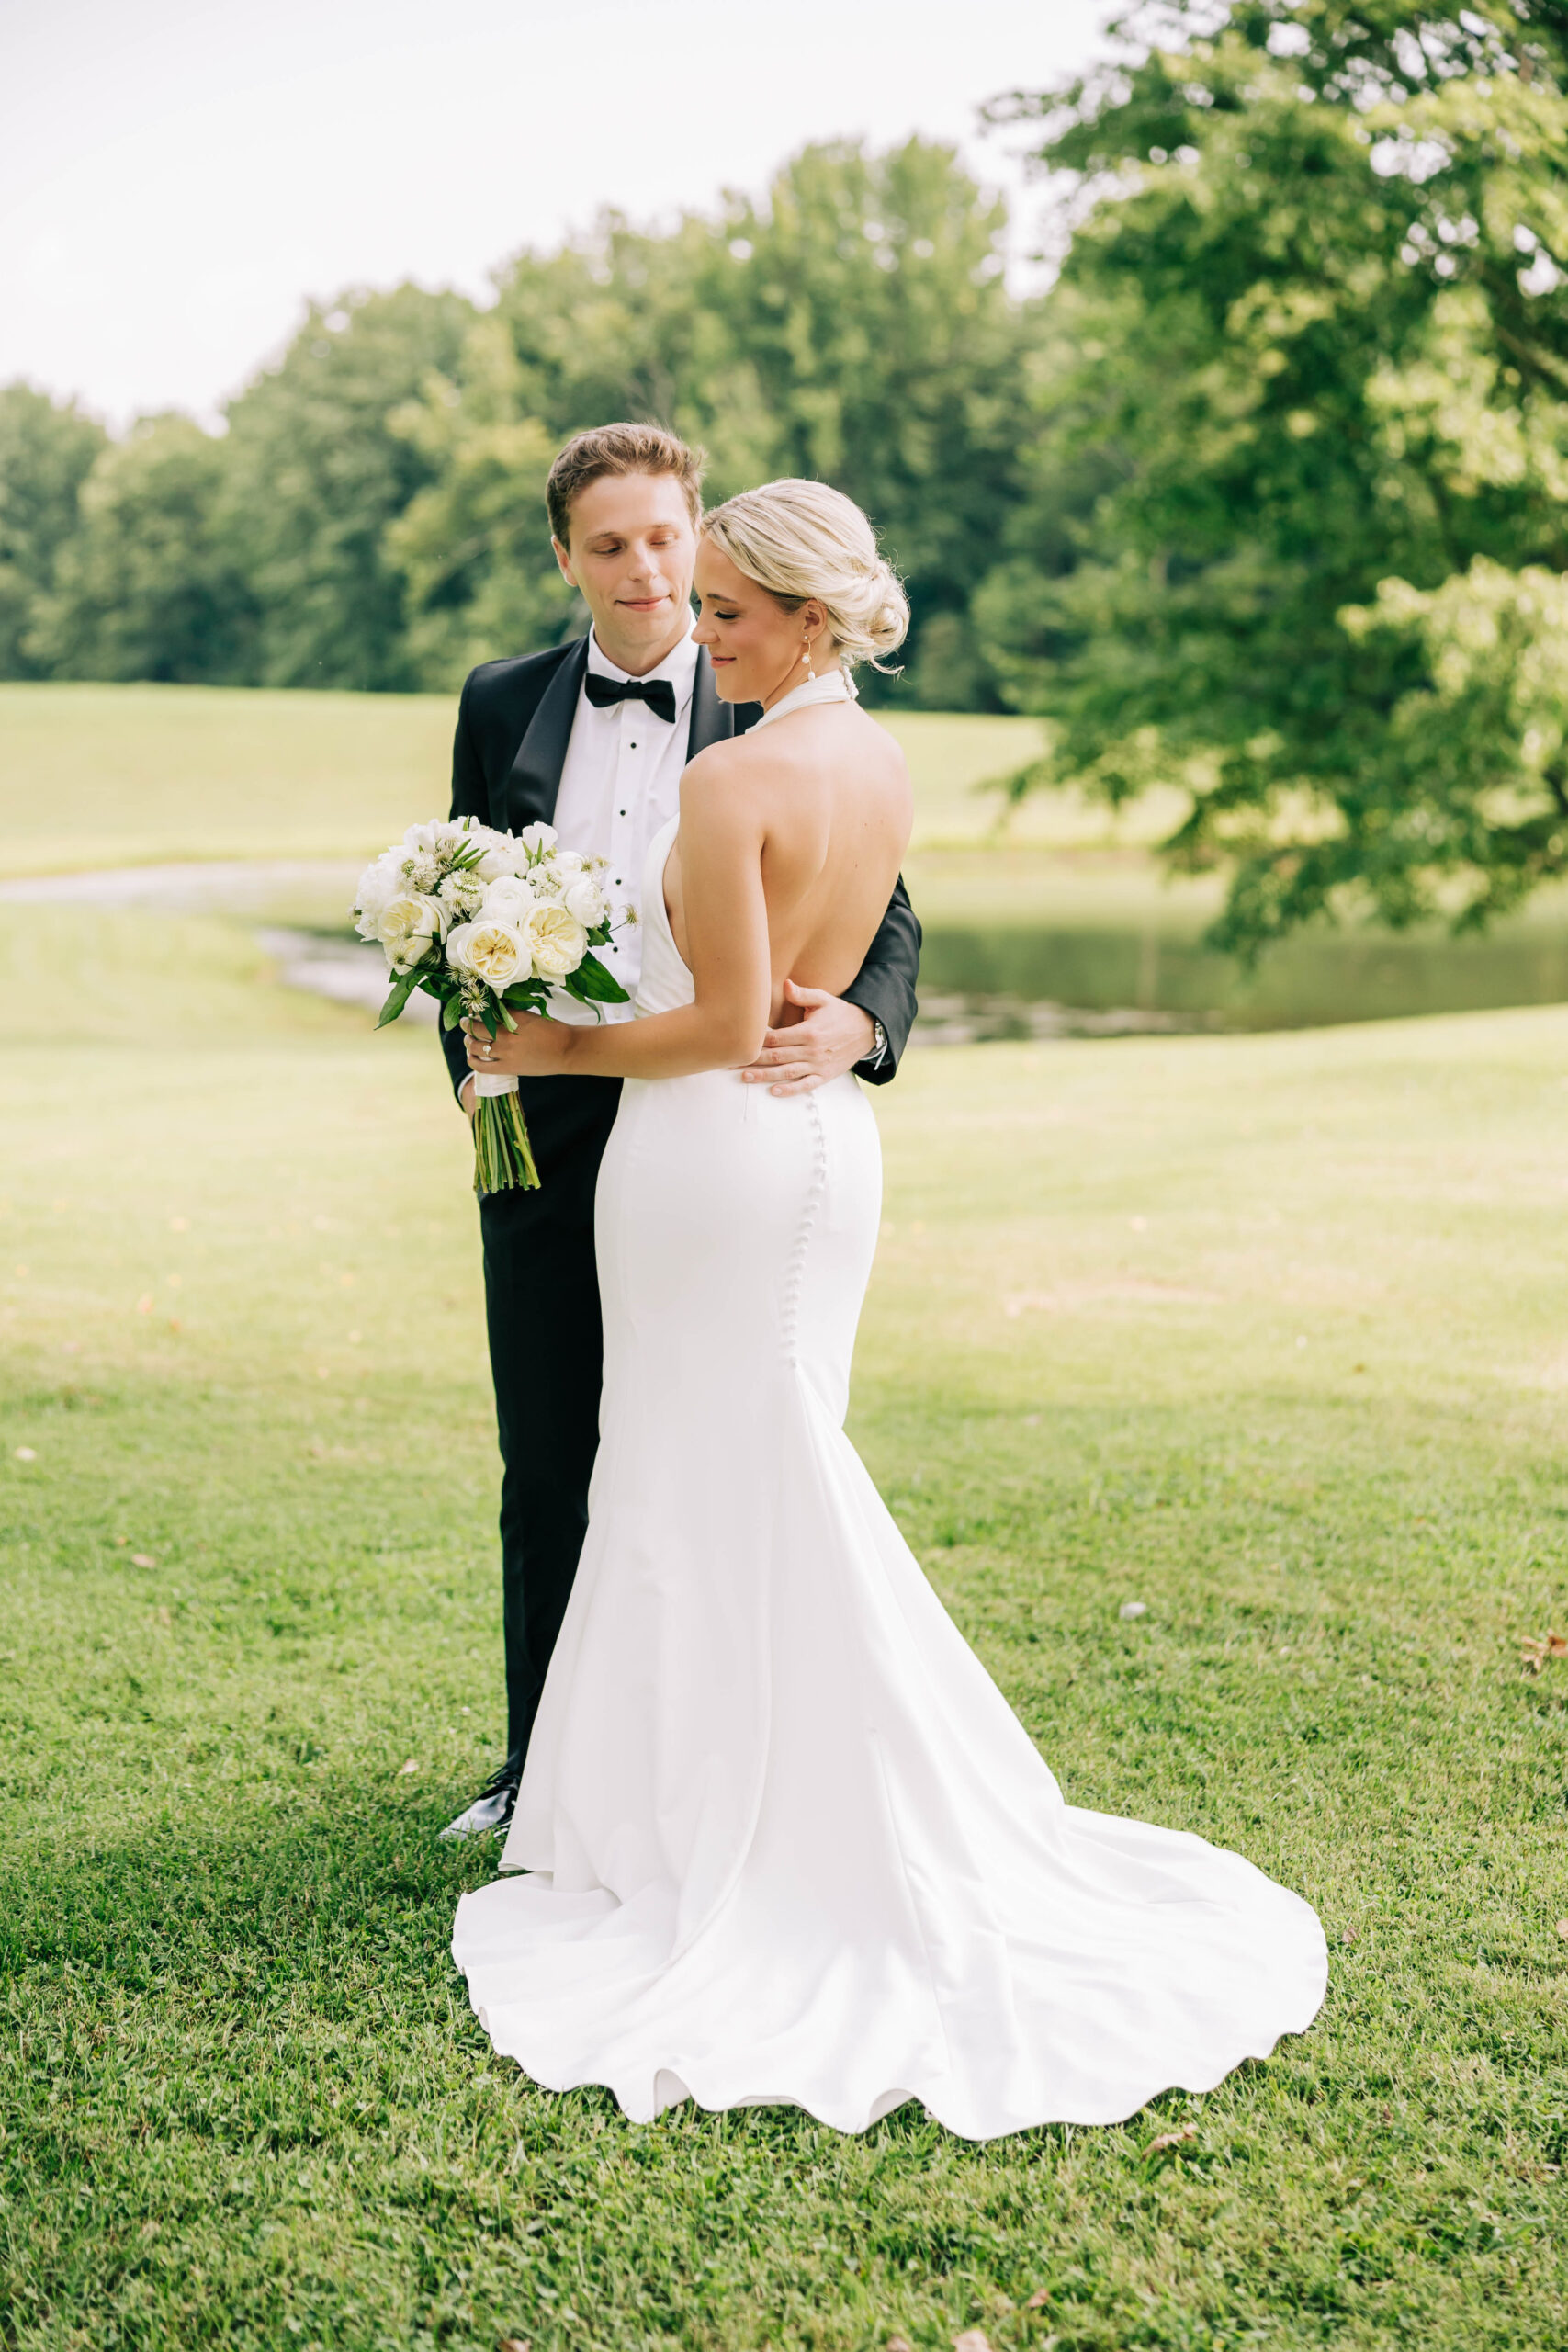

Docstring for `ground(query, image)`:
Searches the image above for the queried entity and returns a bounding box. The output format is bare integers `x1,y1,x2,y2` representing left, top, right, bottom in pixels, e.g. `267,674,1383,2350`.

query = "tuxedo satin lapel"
687,650,737,761
504,638,589,832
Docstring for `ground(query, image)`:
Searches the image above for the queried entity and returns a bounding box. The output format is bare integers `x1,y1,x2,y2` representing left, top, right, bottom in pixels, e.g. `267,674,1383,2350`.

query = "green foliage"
987,0,1568,950
28,413,254,684
389,139,1030,700
220,283,475,691
385,317,580,689
1,141,1032,710
0,383,107,679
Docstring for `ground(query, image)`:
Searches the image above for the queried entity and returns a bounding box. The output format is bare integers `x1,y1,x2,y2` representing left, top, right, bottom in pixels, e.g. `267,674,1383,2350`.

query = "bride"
450,479,1326,2140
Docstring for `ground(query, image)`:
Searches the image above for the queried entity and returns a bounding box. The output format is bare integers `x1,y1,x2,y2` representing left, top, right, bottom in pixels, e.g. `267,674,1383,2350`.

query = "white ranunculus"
402,820,448,856
523,900,588,980
552,849,585,876
377,892,447,969
562,875,607,928
448,917,529,989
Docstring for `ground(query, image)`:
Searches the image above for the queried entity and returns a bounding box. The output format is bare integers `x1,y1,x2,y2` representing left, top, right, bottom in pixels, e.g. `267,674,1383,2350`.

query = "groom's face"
553,472,697,674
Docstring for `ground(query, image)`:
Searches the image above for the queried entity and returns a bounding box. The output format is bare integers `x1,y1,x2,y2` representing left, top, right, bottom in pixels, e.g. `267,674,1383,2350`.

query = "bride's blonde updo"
700,478,909,670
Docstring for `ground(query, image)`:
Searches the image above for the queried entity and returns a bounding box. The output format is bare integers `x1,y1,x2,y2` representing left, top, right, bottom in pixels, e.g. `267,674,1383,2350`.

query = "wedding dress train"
452,678,1326,2140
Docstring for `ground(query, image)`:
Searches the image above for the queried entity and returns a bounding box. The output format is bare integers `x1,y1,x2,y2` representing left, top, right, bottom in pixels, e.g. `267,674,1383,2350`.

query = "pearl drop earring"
801,635,816,682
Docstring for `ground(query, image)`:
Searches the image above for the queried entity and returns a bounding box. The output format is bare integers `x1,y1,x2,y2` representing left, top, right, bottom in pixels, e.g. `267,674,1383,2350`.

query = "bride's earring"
801,634,816,681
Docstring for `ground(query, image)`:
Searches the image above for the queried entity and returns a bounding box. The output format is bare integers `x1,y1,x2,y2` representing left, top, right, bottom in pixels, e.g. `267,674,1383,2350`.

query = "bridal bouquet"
353,818,627,1193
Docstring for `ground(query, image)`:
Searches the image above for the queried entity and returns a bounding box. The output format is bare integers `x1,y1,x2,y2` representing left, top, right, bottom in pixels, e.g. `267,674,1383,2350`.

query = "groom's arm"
841,876,920,1087
741,876,921,1096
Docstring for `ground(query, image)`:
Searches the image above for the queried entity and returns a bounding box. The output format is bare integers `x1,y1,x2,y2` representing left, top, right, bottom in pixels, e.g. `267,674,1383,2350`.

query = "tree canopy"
0,386,107,680
985,0,1568,948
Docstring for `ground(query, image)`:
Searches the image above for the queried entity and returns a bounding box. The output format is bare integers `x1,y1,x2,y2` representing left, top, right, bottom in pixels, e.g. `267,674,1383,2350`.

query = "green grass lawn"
5,907,1568,2348
0,683,1055,878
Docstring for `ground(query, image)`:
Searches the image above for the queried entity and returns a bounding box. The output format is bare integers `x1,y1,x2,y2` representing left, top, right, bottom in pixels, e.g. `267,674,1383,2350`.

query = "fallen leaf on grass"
130,1554,156,1568
14,1447,36,1463
1556,1921,1568,1940
1024,2289,1052,2308
498,2339,531,2351
886,2339,914,2352
1144,2121,1199,2158
1521,1631,1568,1676
398,1759,419,1776
953,2334,994,2352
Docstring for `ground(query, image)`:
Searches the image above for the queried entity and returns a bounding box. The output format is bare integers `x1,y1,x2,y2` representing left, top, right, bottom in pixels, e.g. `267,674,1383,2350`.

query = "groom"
438,423,921,1840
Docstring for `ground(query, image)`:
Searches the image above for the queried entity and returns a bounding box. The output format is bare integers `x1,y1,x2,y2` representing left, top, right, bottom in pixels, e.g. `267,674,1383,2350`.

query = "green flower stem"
473,1091,541,1196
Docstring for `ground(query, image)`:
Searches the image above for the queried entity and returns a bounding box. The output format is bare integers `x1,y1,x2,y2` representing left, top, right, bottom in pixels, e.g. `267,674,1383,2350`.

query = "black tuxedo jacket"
440,635,921,1112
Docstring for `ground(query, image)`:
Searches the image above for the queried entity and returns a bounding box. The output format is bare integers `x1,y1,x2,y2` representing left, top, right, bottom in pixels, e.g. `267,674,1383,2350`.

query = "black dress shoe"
438,1757,521,1842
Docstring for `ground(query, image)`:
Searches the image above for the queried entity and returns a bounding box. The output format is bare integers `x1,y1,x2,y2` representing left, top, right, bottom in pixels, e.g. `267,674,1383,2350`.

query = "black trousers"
479,1074,623,1770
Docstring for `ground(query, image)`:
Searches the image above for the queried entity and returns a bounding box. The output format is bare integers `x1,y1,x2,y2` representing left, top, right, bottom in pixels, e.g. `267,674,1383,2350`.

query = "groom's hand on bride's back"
740,981,875,1096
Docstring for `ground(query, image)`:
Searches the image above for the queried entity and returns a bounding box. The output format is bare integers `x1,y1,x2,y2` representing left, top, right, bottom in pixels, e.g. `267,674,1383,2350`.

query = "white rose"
562,875,607,928
552,850,585,876
447,917,529,989
523,900,588,980
376,892,447,968
353,852,403,936
480,874,536,921
468,840,518,880
518,822,558,855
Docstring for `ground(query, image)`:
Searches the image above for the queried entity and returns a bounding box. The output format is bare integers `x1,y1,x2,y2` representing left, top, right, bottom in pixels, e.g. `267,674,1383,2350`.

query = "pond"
916,918,1568,1038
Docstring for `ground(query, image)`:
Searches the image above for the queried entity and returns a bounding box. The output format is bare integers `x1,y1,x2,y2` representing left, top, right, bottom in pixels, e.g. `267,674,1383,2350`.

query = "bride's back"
669,477,915,1026
665,698,910,1016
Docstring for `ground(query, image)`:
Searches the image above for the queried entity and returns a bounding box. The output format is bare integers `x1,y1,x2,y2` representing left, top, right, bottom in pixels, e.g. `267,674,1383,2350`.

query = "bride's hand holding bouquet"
353,817,627,1193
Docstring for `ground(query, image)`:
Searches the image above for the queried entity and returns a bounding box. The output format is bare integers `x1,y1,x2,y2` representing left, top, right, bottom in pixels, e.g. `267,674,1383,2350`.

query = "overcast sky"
0,0,1112,428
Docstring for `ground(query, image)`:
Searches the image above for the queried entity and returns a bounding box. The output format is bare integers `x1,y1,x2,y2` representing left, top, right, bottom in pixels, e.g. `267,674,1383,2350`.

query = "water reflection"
918,922,1568,1036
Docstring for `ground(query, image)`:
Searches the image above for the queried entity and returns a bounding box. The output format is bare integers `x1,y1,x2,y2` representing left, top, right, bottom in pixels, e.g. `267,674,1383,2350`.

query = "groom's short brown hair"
546,423,705,546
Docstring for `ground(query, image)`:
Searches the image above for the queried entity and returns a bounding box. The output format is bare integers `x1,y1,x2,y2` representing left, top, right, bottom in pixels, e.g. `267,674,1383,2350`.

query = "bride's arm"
466,751,771,1084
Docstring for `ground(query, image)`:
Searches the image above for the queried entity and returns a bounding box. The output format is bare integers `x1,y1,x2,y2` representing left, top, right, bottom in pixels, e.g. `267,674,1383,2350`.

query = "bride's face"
693,541,829,707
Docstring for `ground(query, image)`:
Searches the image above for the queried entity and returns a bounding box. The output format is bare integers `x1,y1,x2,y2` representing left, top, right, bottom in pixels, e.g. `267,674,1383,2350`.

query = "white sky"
0,0,1111,428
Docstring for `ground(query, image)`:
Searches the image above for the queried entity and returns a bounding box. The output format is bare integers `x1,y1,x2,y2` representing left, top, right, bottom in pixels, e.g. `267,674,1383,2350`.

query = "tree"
712,138,1028,701
220,283,474,691
0,384,107,678
399,140,1032,700
386,317,579,690
985,1,1568,949
28,413,253,684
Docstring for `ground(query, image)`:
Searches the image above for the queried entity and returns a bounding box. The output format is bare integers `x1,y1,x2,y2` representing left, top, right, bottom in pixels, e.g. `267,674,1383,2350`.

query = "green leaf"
375,969,422,1029
568,953,630,1005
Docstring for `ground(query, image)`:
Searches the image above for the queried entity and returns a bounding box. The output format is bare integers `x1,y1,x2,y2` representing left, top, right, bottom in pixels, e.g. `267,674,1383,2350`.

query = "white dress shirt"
551,621,701,1022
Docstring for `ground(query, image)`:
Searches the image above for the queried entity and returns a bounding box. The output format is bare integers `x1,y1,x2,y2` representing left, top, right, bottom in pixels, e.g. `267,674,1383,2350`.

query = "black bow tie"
584,671,678,724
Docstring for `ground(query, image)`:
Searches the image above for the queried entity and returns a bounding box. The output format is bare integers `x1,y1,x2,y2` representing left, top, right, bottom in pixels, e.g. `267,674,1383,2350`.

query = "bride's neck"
760,658,845,713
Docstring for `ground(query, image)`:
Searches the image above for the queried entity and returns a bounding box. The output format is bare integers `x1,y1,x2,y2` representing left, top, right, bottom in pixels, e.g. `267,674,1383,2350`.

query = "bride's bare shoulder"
677,736,770,839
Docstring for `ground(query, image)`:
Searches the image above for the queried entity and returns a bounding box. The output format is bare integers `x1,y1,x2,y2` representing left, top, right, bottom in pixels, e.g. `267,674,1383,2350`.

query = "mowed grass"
0,683,1054,879
4,905,1568,2351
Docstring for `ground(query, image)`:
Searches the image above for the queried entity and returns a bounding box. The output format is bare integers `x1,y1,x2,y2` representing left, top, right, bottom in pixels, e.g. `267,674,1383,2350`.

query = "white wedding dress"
452,673,1326,2140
